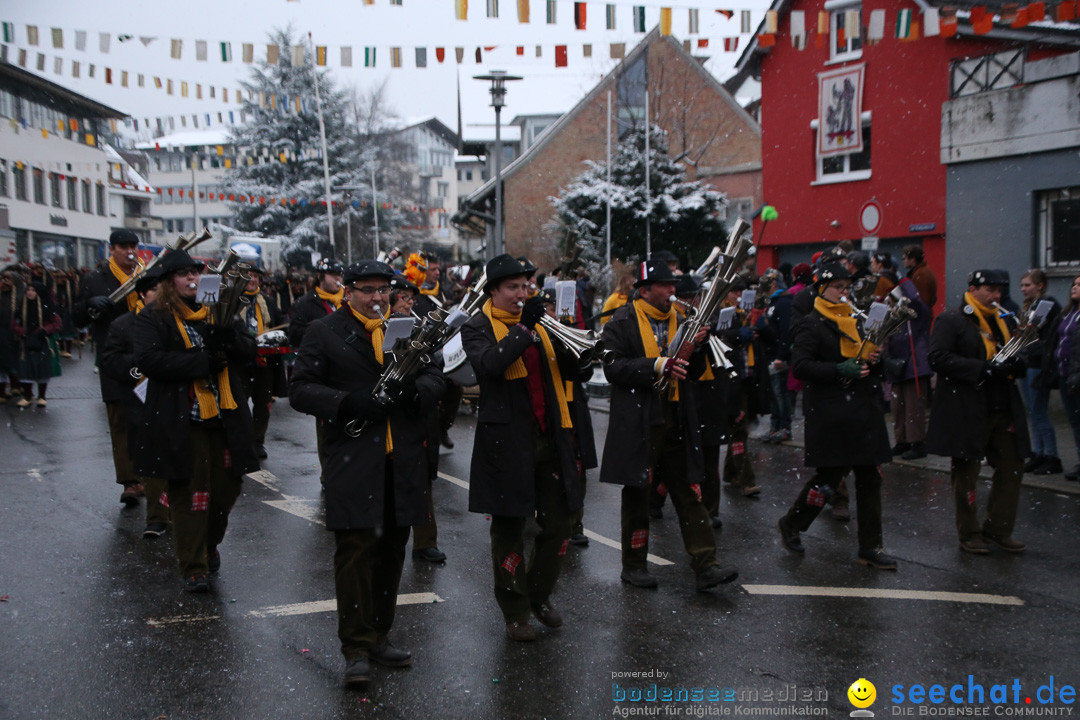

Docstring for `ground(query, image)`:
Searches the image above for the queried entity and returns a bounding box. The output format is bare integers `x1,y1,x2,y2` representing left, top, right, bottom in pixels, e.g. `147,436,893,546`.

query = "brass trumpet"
538,314,612,362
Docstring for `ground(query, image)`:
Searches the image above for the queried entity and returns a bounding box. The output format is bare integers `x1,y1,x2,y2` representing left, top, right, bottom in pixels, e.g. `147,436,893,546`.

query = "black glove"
88,295,112,314
383,378,419,410
206,325,237,352
204,352,227,376
1003,356,1027,379
520,296,545,330
982,361,1012,381
340,389,389,424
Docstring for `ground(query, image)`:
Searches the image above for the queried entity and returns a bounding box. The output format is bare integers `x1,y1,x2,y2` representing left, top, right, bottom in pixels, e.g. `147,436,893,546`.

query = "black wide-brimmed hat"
389,275,419,294
634,259,678,288
135,267,165,295
157,249,204,276
515,256,538,278
485,254,531,288
315,258,345,275
815,261,852,286
343,261,395,285
674,274,702,297
968,269,1009,287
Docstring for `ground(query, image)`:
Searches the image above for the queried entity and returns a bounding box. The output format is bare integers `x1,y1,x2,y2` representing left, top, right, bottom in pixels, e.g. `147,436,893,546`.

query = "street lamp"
474,70,522,260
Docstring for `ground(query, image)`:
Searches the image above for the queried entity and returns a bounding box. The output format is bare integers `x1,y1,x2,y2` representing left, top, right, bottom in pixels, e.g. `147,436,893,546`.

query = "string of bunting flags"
753,0,1077,48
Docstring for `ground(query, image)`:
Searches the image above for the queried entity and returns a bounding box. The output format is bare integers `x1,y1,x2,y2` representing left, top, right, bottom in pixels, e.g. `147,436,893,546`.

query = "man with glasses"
74,229,147,507
290,261,446,687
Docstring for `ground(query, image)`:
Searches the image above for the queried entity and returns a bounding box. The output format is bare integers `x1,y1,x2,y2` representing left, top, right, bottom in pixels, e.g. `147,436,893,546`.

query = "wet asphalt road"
2,357,1080,720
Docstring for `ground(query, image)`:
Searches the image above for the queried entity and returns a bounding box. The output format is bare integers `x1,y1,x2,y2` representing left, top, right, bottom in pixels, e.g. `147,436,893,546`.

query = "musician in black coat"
73,229,147,505
599,259,738,592
776,262,896,569
461,254,589,642
240,266,286,460
132,250,259,593
99,269,170,538
289,260,444,686
926,269,1030,555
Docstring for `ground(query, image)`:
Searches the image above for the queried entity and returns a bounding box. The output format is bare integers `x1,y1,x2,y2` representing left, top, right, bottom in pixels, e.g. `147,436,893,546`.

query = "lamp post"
474,70,521,260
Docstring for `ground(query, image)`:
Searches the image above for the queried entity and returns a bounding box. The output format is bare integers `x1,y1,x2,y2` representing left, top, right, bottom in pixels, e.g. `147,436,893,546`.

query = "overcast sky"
7,0,770,141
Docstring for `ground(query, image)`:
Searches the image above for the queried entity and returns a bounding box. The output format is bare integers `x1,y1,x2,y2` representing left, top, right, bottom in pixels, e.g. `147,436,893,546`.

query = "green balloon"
761,205,779,221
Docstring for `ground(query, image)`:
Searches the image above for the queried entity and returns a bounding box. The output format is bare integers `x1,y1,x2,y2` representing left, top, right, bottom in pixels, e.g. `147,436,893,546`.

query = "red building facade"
735,0,1077,310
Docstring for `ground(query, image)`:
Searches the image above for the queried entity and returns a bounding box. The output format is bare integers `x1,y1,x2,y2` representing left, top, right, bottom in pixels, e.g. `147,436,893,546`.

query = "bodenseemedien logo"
849,678,877,718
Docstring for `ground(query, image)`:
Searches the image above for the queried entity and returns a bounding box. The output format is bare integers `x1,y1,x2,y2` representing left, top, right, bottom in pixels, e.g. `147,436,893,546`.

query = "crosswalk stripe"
742,584,1024,606
146,593,444,627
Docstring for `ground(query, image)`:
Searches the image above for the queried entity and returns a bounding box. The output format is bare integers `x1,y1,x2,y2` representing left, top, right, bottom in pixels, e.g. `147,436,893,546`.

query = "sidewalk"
587,391,1080,496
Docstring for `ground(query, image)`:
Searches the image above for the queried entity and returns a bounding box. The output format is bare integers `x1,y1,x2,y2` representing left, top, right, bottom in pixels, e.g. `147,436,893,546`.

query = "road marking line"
146,613,222,627
28,468,42,482
245,469,283,493
147,593,444,627
263,498,324,525
438,471,675,567
742,584,1024,606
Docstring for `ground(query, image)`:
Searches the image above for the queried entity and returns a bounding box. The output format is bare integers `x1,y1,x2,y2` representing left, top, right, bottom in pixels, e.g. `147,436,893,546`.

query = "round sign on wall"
860,200,882,236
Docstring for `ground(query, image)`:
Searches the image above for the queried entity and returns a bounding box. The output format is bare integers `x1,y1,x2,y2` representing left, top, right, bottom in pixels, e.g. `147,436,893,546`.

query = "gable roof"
463,27,761,207
729,0,1080,91
0,60,126,119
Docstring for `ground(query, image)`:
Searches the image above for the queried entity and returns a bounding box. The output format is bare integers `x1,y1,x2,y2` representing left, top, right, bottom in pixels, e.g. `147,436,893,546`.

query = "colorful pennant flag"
716,9,734,20
610,42,626,58
867,9,886,43
456,0,468,20
341,46,352,66
221,42,233,62
575,2,587,29
923,8,941,36
196,40,207,61
316,46,327,66
100,32,110,53
660,7,672,35
242,43,254,63
518,0,530,22
415,47,427,67
547,0,557,23
791,10,807,48
51,28,62,49
634,6,646,32
741,10,752,33
688,8,700,33
487,0,499,18
74,29,86,50
366,47,377,66
555,44,568,67
896,9,912,38
27,25,39,46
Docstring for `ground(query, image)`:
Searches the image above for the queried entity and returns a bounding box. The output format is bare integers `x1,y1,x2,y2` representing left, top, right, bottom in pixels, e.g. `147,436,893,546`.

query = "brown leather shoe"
120,484,140,507
505,620,537,642
959,537,991,555
982,533,1026,553
530,601,563,628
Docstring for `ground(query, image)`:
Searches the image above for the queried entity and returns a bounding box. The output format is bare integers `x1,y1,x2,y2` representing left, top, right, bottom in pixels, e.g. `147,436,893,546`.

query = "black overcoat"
460,312,586,516
289,306,446,530
132,305,259,481
99,310,147,455
73,265,130,402
598,303,706,488
287,291,336,348
791,311,891,468
925,307,1030,461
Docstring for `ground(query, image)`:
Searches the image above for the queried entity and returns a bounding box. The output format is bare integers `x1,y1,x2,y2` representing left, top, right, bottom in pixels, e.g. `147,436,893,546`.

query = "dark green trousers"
950,411,1023,541
785,465,883,549
334,462,410,661
168,421,242,577
621,403,717,574
489,432,573,623
106,401,138,486
722,414,756,488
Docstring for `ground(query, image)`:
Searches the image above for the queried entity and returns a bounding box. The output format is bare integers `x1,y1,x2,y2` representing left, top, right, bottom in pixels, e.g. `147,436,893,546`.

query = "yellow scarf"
813,296,867,360
965,292,1011,360
315,285,343,309
172,304,238,420
348,304,393,454
244,289,268,335
633,298,680,401
109,257,144,312
419,281,439,297
482,299,572,429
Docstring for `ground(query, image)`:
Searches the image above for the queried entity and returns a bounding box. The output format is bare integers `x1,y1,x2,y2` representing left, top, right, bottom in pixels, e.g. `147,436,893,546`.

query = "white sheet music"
195,275,220,305
382,317,416,353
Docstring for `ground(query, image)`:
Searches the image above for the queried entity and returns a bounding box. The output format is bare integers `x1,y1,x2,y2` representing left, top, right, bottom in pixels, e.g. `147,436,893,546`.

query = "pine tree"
225,28,417,267
552,124,728,273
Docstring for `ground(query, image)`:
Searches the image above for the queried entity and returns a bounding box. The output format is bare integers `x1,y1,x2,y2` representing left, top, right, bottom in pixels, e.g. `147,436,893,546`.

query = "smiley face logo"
848,678,877,709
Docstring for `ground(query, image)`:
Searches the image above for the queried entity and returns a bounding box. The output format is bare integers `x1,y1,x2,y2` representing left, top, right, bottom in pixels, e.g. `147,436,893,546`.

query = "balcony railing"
950,48,1025,98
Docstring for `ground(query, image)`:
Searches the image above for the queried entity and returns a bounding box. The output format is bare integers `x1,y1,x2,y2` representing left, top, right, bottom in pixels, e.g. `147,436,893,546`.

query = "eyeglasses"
351,285,391,295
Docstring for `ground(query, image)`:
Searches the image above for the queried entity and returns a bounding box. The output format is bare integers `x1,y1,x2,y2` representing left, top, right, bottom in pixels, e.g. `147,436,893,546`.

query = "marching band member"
133,250,259,592
926,269,1029,554
461,254,589,641
74,229,147,506
776,262,896,570
600,258,738,591
242,265,286,460
99,268,170,538
289,260,446,686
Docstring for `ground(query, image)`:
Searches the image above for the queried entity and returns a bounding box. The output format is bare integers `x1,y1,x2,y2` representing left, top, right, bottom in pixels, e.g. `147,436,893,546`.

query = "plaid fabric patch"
967,490,977,507
501,552,523,575
191,491,210,512
690,483,702,501
631,529,649,549
655,483,667,497
732,441,745,456
807,487,827,508
558,539,570,557
222,449,232,469
160,491,169,509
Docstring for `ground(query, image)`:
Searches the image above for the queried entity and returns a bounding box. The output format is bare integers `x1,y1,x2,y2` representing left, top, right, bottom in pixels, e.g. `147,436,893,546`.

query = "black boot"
1023,454,1045,473
1034,456,1064,475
